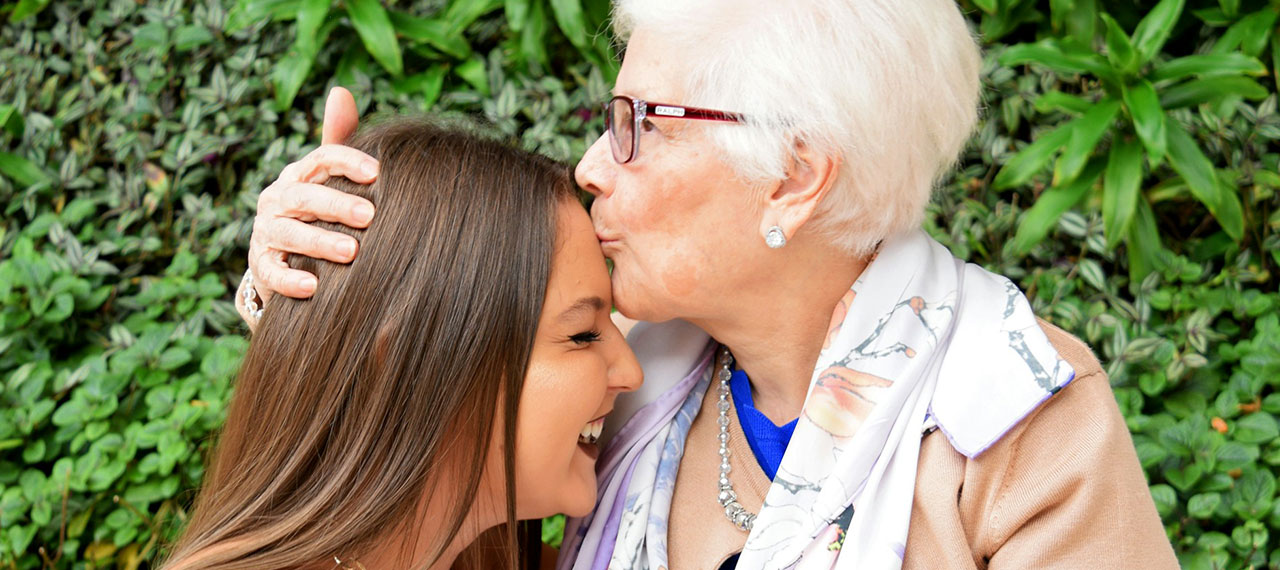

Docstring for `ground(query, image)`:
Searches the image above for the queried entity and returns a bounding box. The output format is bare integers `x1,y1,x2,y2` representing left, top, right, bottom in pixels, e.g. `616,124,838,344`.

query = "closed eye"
570,330,603,346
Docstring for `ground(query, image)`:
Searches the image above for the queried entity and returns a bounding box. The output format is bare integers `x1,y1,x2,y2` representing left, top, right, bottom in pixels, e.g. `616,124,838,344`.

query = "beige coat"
665,321,1178,569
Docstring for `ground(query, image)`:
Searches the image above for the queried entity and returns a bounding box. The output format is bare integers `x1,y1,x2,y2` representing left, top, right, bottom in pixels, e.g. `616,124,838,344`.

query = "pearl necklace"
716,346,756,532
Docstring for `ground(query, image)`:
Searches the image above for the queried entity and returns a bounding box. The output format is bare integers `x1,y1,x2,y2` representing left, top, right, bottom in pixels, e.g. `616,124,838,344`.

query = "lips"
594,225,621,243
577,416,606,461
578,416,605,445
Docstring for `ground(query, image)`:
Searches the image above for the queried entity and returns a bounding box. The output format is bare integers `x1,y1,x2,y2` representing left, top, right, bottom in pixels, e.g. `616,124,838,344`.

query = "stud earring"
765,226,786,249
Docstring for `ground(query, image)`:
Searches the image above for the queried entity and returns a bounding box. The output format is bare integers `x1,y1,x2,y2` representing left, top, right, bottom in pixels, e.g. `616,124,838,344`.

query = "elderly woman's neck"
694,246,871,425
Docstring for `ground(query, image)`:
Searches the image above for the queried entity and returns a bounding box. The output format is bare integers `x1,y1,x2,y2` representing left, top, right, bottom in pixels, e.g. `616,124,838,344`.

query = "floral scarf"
558,230,1075,569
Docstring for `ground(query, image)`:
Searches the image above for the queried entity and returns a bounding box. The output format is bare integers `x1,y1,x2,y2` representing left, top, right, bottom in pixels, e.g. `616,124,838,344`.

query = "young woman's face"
512,201,643,519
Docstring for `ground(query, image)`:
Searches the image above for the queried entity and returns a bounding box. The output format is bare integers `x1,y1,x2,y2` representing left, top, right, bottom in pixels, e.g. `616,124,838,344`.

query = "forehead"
543,203,611,310
613,30,688,103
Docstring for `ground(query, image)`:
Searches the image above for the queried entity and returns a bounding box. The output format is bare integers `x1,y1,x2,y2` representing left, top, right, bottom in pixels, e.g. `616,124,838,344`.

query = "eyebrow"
558,296,606,322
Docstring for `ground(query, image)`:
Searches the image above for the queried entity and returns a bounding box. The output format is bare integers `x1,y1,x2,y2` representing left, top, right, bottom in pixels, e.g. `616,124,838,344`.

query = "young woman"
162,120,641,570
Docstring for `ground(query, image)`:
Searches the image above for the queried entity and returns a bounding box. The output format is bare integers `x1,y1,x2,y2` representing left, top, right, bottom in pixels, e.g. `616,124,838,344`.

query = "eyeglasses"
603,95,743,164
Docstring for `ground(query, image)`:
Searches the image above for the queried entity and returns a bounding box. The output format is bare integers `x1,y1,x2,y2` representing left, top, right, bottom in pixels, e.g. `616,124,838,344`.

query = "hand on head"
238,87,378,327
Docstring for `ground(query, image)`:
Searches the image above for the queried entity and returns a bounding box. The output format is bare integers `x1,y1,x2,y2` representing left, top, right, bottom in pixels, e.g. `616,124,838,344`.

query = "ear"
757,141,841,243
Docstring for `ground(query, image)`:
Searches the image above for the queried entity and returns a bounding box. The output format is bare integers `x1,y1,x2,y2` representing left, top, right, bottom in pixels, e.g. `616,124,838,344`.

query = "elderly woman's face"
575,30,762,323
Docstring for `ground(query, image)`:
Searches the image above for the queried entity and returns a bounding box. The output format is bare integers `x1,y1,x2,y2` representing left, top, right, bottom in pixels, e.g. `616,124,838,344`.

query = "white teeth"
578,417,605,445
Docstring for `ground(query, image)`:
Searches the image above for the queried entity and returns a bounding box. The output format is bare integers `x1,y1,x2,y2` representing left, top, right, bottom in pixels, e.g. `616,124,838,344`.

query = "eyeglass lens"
607,98,634,163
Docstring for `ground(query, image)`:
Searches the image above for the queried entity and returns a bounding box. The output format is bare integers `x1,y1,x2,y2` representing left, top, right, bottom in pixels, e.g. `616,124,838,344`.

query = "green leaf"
1236,414,1279,444
1102,137,1144,248
52,398,88,427
1165,122,1242,240
1054,99,1120,185
504,0,529,32
1165,462,1204,491
225,0,300,33
1011,158,1104,256
998,41,1114,79
392,65,448,109
43,292,74,322
8,0,51,22
8,525,36,558
541,514,566,548
972,0,997,14
1100,14,1138,73
1150,53,1268,82
132,22,169,50
1053,0,1098,49
0,151,50,188
165,247,199,278
1215,441,1258,471
157,347,193,371
1189,492,1222,518
1211,178,1245,243
455,57,489,96
270,0,329,110
1033,91,1092,115
294,0,330,54
1122,80,1167,165
519,0,550,68
993,121,1075,190
123,481,167,505
389,10,470,59
1079,257,1107,291
346,0,403,77
444,0,502,35
1127,196,1168,282
1211,8,1278,58
549,0,589,50
173,25,214,52
1231,468,1276,520
1159,76,1268,108
0,103,21,137
1149,484,1178,518
1274,31,1280,93
1131,0,1185,63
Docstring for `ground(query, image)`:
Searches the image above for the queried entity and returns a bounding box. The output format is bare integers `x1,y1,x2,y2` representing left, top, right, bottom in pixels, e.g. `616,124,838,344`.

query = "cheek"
608,198,717,304
657,247,706,298
512,357,607,515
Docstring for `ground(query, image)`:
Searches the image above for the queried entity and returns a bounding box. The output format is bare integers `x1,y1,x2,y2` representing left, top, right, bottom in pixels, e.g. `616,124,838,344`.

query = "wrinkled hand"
235,87,377,329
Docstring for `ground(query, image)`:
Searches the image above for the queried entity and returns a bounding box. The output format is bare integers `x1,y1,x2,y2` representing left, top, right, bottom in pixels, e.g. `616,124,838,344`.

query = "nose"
575,133,615,199
607,332,643,394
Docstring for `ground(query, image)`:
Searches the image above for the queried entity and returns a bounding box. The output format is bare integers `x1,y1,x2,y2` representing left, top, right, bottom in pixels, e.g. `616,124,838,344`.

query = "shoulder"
1036,318,1103,381
980,319,1122,484
914,320,1176,566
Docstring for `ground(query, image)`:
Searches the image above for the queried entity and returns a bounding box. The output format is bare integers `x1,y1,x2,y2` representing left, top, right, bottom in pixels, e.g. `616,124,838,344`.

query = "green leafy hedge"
0,0,1276,568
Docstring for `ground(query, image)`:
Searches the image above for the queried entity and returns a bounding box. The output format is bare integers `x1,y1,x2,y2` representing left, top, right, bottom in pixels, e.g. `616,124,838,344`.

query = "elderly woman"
239,0,1177,568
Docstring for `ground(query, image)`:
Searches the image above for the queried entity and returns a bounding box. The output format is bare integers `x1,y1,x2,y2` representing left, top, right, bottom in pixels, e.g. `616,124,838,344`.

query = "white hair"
612,0,982,255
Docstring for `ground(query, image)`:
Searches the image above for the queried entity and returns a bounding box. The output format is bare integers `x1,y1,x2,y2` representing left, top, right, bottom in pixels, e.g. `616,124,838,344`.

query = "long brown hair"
164,120,575,569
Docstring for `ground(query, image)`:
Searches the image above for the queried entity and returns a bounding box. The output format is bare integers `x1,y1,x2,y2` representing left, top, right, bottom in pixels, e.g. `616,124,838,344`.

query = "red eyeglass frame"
604,95,743,164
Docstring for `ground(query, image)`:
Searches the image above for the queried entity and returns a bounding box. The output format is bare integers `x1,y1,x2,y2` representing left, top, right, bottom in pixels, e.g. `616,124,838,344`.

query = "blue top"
728,368,798,481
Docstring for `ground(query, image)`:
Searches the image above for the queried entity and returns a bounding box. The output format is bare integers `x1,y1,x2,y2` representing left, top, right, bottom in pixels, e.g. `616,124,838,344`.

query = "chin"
611,281,668,323
559,486,597,518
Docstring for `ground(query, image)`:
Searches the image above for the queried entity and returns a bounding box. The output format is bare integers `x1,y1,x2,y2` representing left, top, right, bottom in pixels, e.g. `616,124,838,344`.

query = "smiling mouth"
578,416,605,445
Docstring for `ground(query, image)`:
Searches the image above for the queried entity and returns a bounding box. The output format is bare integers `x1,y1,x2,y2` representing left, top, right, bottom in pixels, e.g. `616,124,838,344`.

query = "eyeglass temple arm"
646,101,743,123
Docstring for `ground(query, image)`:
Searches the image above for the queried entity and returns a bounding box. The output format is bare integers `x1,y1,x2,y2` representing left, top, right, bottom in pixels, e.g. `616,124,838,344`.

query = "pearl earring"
765,226,786,249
